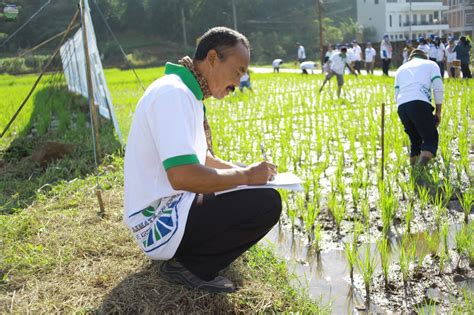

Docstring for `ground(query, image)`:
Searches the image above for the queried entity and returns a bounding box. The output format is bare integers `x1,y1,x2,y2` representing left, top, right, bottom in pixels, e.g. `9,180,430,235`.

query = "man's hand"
244,161,277,185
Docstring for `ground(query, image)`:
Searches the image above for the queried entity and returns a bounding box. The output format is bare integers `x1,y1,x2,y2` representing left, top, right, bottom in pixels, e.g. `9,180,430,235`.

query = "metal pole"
181,7,187,49
80,0,105,216
232,0,238,31
318,0,324,67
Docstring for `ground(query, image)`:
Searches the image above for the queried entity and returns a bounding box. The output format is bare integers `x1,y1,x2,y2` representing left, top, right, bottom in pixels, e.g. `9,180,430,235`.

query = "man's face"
206,43,250,99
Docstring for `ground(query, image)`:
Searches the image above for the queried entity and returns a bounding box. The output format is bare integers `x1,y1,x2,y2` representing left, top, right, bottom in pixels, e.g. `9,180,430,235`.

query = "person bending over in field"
394,49,443,169
319,46,356,98
123,27,281,293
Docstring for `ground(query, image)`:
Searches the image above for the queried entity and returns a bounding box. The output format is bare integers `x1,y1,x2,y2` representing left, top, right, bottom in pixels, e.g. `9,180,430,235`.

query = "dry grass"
0,155,327,314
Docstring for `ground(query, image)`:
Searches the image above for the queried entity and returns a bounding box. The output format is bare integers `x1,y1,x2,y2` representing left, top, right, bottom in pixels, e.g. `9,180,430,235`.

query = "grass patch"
0,152,327,313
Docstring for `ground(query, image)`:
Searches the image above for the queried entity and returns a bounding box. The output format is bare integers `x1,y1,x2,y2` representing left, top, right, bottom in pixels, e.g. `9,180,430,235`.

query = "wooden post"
381,102,385,181
317,0,324,67
80,0,105,216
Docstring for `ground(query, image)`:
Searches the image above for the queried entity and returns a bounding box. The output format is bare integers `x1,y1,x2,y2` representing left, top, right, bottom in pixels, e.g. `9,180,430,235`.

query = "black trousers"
175,189,282,281
398,100,438,157
461,63,472,78
382,59,391,75
436,61,445,79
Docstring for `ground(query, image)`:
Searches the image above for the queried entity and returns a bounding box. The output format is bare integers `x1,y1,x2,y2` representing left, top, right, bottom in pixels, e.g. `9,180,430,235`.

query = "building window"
399,14,402,27
389,15,392,27
413,14,417,25
375,0,379,4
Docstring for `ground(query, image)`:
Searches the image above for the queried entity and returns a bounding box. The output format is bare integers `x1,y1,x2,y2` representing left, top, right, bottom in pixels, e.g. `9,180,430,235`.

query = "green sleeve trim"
163,154,199,170
431,76,441,82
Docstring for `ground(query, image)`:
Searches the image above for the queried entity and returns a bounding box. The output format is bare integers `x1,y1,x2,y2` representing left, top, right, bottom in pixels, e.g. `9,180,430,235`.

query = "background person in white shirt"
124,27,280,293
445,37,458,78
272,58,283,73
417,37,430,55
351,40,362,74
239,70,252,92
319,46,357,98
296,42,306,63
428,34,437,62
434,36,446,78
380,34,392,76
394,49,443,167
402,40,414,64
300,61,316,74
364,42,376,74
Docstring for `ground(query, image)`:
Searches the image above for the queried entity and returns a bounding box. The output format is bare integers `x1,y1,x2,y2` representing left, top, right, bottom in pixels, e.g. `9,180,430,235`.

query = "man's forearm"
205,152,241,169
436,103,442,114
167,164,247,194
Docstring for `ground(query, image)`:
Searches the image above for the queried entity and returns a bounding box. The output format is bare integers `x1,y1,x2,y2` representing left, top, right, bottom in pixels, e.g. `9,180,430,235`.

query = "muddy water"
264,223,472,314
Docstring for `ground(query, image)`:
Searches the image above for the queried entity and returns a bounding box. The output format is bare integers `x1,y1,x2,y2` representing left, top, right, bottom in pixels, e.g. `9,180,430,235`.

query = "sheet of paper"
215,172,304,195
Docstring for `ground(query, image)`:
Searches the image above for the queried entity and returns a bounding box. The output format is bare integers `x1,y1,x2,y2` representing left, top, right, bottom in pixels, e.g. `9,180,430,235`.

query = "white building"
357,0,450,42
443,0,474,39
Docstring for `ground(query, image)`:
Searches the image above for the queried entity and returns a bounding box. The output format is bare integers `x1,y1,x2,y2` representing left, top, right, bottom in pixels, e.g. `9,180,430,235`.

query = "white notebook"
215,172,304,195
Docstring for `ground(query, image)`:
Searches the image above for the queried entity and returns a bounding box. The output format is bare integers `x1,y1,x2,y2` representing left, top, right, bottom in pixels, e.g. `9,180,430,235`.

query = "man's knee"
258,189,282,227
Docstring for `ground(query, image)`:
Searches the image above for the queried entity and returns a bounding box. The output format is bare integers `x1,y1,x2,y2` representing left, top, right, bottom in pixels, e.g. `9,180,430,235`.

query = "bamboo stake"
381,102,385,181
0,10,80,138
80,0,105,216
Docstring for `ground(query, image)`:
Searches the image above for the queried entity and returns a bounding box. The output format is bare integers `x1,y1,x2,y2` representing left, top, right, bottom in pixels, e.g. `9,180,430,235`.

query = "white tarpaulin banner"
60,0,123,144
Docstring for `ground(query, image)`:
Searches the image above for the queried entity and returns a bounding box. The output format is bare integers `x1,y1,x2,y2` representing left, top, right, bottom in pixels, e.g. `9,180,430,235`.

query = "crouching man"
394,49,443,168
123,27,282,293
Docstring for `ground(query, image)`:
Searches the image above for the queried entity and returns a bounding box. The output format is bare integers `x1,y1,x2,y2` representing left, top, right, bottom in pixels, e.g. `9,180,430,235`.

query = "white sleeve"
431,64,443,104
145,88,201,170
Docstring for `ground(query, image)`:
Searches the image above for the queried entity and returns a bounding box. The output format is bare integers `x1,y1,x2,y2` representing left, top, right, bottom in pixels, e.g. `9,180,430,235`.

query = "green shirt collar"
164,62,203,101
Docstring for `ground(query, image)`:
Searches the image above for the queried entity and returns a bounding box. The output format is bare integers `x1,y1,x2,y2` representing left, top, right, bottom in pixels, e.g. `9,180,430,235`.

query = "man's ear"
207,49,218,66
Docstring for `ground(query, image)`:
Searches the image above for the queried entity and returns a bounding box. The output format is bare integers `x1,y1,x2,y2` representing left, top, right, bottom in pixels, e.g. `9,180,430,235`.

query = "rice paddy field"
1,67,473,313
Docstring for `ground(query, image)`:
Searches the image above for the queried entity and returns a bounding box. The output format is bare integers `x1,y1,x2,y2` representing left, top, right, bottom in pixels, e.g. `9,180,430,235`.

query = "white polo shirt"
418,44,430,55
300,61,316,70
272,59,283,67
329,51,348,75
298,45,306,59
365,47,376,62
124,63,208,260
445,45,457,63
394,58,443,106
352,45,362,61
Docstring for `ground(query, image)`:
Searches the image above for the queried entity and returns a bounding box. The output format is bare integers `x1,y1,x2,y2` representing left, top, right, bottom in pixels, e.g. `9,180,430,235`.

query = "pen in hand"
260,142,267,161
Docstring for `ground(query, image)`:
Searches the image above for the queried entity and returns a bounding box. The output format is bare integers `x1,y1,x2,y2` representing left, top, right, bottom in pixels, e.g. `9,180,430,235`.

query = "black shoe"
159,260,236,293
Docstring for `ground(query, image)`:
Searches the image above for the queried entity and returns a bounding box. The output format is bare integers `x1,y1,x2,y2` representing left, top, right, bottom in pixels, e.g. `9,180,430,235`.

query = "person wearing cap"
364,42,376,74
272,58,283,73
417,37,430,55
380,34,392,76
454,36,472,78
319,46,357,97
351,40,363,74
394,49,443,167
296,42,306,63
445,37,458,78
124,27,281,293
434,36,446,78
428,34,437,62
402,40,414,64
